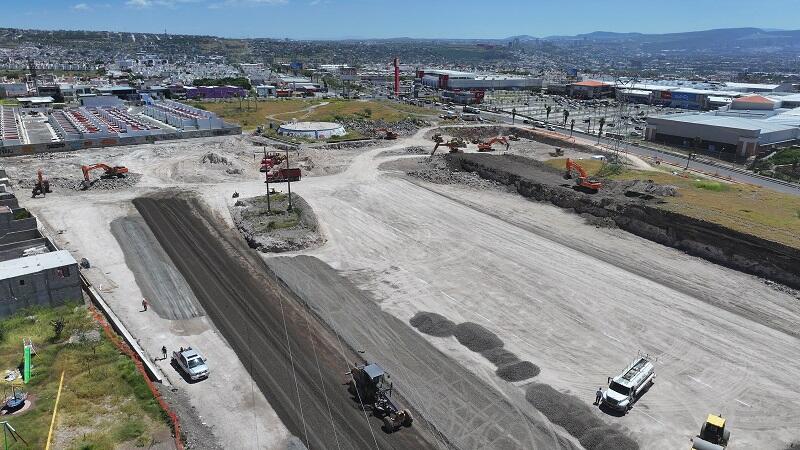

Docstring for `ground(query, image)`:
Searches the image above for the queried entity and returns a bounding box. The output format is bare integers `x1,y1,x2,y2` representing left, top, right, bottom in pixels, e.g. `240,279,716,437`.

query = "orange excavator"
31,169,52,198
81,163,129,190
564,158,602,192
376,128,398,140
478,136,510,152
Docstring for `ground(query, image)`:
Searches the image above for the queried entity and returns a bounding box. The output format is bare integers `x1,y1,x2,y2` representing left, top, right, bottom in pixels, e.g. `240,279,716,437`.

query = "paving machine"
80,163,129,190
691,414,730,450
478,136,509,152
347,362,413,433
31,169,52,198
564,158,602,192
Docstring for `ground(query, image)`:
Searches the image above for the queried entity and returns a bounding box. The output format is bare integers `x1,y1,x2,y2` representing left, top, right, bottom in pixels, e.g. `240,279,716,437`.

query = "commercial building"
142,99,225,130
418,70,542,91
184,85,246,99
0,83,28,98
256,85,277,98
568,80,614,99
645,95,800,157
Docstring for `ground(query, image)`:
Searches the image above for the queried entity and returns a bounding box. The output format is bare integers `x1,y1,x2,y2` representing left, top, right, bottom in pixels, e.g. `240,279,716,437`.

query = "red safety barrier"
88,306,184,450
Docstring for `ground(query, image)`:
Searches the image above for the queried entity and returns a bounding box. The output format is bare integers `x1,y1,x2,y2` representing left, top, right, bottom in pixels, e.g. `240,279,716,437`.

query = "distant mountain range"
510,28,800,53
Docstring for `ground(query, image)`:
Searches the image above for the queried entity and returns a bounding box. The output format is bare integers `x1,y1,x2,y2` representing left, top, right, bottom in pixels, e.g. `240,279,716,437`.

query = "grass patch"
274,99,434,123
326,131,364,143
693,180,729,192
0,98,19,106
545,158,800,248
0,304,168,448
185,99,319,130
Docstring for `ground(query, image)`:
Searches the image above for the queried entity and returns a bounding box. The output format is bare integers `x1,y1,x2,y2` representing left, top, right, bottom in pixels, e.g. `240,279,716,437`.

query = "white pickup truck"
601,355,655,412
172,347,209,381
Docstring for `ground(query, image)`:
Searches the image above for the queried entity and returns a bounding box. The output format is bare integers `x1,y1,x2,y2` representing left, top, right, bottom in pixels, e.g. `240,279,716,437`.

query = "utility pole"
285,148,293,211
263,147,271,213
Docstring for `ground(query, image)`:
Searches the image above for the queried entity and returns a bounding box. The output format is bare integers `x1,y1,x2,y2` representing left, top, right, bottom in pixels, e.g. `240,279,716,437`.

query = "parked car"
172,347,209,381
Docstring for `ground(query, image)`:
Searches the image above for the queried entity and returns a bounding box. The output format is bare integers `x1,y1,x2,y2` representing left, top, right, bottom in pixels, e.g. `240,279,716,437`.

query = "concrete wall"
0,125,241,157
0,262,82,317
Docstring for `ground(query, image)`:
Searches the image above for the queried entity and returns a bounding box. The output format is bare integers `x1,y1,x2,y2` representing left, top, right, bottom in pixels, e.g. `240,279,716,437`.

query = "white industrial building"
142,99,224,130
419,69,542,91
645,95,800,157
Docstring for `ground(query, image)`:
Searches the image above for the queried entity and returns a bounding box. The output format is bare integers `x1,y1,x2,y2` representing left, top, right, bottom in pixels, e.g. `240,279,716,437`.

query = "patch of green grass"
693,180,729,192
0,98,19,106
0,304,169,448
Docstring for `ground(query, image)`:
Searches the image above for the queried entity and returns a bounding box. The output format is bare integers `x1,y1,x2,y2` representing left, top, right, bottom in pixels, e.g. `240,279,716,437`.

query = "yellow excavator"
691,414,730,450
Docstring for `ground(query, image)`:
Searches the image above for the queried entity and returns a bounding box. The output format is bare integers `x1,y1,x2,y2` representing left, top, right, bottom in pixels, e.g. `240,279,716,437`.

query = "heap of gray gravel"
409,311,455,337
525,384,638,450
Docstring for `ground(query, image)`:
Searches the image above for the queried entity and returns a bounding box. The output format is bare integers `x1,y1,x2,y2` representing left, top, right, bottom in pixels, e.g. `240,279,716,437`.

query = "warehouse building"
645,97,800,157
418,70,542,91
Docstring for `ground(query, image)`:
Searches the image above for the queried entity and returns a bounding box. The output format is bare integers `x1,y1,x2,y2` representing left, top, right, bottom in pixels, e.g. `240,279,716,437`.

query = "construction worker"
161,346,167,360
142,298,148,312
595,387,603,405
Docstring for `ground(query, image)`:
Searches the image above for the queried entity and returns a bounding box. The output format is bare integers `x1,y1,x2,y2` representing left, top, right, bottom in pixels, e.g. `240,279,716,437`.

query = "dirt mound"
452,322,504,352
525,384,638,450
201,152,231,165
409,312,455,337
479,347,519,366
495,360,540,382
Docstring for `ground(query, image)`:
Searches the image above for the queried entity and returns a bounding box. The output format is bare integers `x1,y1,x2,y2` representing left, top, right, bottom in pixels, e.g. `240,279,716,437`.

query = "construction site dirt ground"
4,127,800,449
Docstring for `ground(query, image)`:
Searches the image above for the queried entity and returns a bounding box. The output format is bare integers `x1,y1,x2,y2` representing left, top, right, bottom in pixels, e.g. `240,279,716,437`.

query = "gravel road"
133,193,439,450
265,255,578,450
110,215,203,320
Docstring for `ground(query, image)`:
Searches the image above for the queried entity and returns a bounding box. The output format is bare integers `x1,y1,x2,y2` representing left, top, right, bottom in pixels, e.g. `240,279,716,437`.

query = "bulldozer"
548,147,565,157
478,136,510,152
31,170,52,198
347,362,413,433
80,163,129,190
691,414,730,450
564,158,602,192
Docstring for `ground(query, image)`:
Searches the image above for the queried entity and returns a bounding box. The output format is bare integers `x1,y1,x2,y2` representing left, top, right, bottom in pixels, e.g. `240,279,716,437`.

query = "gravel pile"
525,384,638,450
82,173,143,191
201,152,231,165
16,172,143,192
339,118,430,137
409,311,455,337
411,312,540,382
408,167,504,190
495,360,540,382
157,385,223,450
453,322,504,352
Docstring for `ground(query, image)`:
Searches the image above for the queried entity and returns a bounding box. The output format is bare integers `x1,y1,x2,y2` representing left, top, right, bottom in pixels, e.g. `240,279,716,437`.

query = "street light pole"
264,146,271,214
285,147,293,211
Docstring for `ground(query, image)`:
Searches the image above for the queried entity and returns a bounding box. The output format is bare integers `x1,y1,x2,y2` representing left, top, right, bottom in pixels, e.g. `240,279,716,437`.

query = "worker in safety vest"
595,387,603,405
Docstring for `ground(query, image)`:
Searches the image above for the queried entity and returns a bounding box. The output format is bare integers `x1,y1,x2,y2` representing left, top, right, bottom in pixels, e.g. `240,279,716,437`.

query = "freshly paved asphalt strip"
133,193,438,450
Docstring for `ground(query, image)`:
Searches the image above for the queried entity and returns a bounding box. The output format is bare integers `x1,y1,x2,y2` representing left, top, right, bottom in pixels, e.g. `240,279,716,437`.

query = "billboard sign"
671,92,698,102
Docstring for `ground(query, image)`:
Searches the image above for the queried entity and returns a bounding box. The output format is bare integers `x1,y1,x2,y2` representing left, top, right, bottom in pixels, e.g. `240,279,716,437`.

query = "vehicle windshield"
188,357,204,368
609,381,631,395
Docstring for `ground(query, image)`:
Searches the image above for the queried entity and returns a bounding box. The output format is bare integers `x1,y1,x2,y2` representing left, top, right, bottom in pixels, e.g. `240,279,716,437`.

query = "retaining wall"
449,154,800,290
0,126,241,157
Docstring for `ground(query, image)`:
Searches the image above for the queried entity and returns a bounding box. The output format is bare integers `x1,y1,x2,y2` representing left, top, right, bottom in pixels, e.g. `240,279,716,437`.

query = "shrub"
693,180,729,192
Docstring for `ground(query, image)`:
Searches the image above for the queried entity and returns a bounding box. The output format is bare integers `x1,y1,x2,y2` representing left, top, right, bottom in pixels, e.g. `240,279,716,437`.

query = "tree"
563,109,569,125
545,105,552,123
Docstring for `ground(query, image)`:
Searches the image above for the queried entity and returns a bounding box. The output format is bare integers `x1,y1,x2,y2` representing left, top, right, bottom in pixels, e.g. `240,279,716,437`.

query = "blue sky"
3,0,799,40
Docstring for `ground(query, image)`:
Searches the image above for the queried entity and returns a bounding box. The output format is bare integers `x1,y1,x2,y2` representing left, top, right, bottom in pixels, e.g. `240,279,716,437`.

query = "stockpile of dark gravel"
525,384,638,450
409,311,455,337
410,312,540,383
453,322,504,352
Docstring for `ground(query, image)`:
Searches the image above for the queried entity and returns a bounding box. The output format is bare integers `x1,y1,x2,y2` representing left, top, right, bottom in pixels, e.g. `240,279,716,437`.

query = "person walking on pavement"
141,298,148,312
595,387,603,405
161,346,167,360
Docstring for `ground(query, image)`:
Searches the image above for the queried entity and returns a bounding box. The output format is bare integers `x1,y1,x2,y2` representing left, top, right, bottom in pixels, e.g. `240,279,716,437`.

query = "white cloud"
208,0,288,7
125,0,152,7
72,2,91,10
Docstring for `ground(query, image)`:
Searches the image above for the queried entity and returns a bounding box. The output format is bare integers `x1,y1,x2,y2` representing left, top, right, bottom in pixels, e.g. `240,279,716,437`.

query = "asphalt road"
481,110,800,195
133,193,438,450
